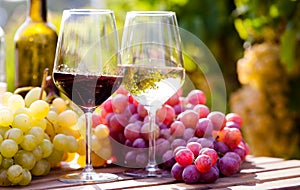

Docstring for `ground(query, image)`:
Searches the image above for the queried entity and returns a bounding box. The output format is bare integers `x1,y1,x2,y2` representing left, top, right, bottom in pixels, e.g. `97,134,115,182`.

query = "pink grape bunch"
94,86,249,183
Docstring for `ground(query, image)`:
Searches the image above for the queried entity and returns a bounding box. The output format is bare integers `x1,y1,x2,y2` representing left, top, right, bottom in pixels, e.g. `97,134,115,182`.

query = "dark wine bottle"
14,0,58,91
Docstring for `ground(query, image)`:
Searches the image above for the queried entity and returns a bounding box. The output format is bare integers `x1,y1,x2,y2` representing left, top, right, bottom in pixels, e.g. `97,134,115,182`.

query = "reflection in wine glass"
120,11,185,177
53,9,122,183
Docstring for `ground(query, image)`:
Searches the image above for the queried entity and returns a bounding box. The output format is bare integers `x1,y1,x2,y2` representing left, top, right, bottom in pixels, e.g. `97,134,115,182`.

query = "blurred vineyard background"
0,0,299,158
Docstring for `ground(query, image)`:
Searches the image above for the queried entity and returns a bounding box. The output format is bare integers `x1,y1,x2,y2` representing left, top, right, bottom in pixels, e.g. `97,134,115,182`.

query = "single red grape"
219,155,240,176
183,128,195,141
124,122,141,142
207,111,226,131
111,93,129,113
170,120,185,137
195,118,213,138
156,104,175,125
137,104,148,118
200,148,218,166
162,150,176,169
226,113,243,127
171,162,185,181
182,165,201,184
175,148,194,167
155,138,171,156
200,165,219,183
194,154,212,173
178,110,199,129
186,89,206,105
186,141,202,157
171,139,187,151
193,104,210,118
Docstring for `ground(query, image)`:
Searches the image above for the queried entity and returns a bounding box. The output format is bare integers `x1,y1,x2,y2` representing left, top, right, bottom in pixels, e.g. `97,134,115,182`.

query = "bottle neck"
28,0,47,22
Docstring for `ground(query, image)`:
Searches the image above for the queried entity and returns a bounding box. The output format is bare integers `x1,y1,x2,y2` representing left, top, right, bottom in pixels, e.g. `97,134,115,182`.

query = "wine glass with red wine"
52,9,122,183
121,11,185,177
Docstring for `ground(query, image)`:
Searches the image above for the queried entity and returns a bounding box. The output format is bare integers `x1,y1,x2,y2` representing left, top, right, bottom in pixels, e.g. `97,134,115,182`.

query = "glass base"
124,168,171,178
58,171,119,183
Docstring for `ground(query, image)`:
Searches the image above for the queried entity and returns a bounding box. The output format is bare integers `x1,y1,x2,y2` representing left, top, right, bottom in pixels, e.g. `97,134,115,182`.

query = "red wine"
53,72,122,108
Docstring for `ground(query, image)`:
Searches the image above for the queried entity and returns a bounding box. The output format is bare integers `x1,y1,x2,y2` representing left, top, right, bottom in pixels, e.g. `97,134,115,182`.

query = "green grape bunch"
230,42,299,158
0,88,81,186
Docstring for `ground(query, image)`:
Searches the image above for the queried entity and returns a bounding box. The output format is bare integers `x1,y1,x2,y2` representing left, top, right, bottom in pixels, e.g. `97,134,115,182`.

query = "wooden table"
2,156,300,190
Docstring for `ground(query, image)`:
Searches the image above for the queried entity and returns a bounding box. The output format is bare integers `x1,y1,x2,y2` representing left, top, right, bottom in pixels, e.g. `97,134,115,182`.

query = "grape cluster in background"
94,86,249,184
230,0,300,159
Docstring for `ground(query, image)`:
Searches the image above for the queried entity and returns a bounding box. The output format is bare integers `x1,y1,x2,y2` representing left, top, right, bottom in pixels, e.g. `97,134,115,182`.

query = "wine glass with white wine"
120,11,185,177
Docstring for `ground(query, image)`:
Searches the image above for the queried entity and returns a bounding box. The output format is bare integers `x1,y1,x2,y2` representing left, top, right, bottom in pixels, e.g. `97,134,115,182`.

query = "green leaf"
234,18,248,40
269,4,279,18
280,28,297,72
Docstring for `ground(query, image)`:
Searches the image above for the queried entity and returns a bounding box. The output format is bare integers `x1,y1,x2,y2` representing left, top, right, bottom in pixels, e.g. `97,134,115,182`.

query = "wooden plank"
240,159,300,173
245,155,284,165
253,167,300,181
224,177,300,190
42,177,177,190
48,166,300,190
1,166,130,190
1,156,299,190
118,163,300,190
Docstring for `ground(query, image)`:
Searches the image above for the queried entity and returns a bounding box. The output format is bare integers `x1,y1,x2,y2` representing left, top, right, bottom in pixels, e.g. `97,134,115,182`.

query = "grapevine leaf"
234,18,248,40
280,28,297,72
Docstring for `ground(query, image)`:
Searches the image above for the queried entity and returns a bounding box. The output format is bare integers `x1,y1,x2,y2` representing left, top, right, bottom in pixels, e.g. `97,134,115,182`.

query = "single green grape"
18,168,32,186
66,135,79,153
52,134,67,151
40,139,53,158
94,124,110,139
14,150,36,170
30,159,50,176
32,145,43,161
46,110,58,125
0,169,12,186
13,107,32,118
29,100,50,120
7,94,25,111
24,87,47,107
52,97,67,114
0,139,18,158
0,127,9,138
91,134,102,151
7,164,24,184
1,92,13,106
57,110,78,128
0,108,14,127
46,148,64,165
1,158,14,169
4,128,24,144
27,126,44,144
20,134,38,151
31,118,47,131
12,113,31,132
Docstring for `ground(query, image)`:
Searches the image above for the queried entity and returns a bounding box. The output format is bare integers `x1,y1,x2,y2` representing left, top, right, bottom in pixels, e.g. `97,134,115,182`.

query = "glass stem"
146,106,158,172
83,111,95,173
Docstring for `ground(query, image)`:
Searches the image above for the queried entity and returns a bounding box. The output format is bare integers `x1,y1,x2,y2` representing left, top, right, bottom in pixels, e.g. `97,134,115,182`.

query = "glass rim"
126,11,175,16
63,9,114,15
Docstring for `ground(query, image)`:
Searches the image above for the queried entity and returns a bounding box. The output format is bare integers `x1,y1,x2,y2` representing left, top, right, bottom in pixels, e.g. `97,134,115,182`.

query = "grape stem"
39,68,49,100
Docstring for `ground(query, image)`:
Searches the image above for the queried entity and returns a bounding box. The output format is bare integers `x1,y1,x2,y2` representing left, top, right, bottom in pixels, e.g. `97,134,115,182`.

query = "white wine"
121,65,185,109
